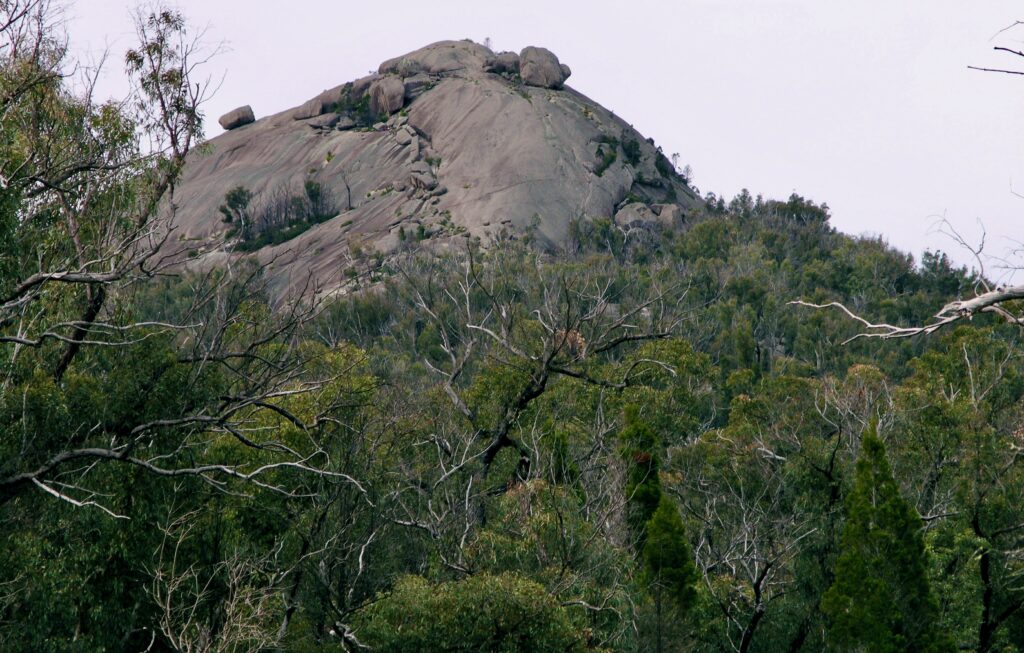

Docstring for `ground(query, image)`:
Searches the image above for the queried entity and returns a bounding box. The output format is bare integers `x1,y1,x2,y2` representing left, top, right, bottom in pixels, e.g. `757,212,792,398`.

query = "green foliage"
621,137,641,166
821,423,954,652
229,179,339,250
332,84,384,127
6,6,1024,649
655,152,673,178
355,573,586,653
620,410,663,543
125,8,204,150
643,497,698,610
219,184,252,223
594,137,619,176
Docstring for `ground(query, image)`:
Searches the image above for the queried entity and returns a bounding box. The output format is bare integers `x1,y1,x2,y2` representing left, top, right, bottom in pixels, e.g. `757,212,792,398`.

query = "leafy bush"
594,143,618,176
219,185,253,225
355,573,586,653
333,83,384,127
655,152,674,178
621,137,641,166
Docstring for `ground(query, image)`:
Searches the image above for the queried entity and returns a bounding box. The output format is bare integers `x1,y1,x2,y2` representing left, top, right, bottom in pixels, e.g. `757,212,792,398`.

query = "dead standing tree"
390,243,688,570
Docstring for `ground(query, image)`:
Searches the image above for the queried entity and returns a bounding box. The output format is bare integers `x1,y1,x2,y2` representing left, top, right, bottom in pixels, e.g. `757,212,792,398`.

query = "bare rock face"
409,161,438,190
172,40,698,298
369,76,406,116
616,202,686,230
306,113,340,129
519,46,569,88
351,74,379,99
218,105,255,130
395,125,415,145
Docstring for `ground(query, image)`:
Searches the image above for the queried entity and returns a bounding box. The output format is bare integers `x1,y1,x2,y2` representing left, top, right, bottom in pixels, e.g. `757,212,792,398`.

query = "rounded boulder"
519,46,569,89
369,76,406,116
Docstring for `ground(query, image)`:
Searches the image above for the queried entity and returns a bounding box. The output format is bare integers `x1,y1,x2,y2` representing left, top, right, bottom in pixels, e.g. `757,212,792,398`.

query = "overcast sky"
68,0,1024,277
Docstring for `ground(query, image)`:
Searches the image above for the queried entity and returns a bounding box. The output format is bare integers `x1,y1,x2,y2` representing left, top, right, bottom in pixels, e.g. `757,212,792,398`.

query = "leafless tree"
148,507,282,653
387,243,688,574
674,427,816,653
969,21,1024,76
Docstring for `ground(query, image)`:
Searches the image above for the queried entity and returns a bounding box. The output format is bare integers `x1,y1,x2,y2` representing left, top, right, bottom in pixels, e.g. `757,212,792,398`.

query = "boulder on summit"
218,105,255,130
379,40,492,75
519,46,569,88
485,51,520,74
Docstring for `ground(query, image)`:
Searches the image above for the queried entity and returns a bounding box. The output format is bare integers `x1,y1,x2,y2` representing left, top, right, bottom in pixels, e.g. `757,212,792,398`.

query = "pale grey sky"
69,0,1024,276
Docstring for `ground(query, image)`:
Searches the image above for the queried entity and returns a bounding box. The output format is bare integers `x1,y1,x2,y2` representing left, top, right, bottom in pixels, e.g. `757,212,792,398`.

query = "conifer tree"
643,496,699,651
644,497,698,607
821,423,954,652
621,408,662,543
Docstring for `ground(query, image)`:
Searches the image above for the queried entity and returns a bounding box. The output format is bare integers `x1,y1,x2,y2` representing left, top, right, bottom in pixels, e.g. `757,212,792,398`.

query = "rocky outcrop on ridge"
171,40,699,297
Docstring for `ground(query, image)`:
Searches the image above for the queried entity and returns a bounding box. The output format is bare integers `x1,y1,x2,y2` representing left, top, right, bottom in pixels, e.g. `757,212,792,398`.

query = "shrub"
621,137,641,166
219,185,253,229
354,573,586,653
594,143,618,176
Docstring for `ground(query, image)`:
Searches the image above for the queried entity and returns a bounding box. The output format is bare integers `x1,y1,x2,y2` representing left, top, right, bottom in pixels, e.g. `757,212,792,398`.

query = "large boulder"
307,76,378,115
293,97,326,120
614,202,659,228
395,125,416,146
485,51,520,74
369,76,406,116
403,73,433,101
351,74,379,99
519,46,569,89
218,105,255,130
379,40,491,76
650,203,685,229
306,113,341,129
312,83,346,108
409,160,438,190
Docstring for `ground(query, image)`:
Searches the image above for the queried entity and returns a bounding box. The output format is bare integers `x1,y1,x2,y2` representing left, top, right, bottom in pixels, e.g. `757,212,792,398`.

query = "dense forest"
3,2,1024,652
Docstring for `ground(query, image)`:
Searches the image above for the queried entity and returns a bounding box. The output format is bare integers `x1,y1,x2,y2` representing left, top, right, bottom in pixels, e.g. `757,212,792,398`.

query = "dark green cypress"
821,422,954,652
643,497,698,610
620,408,663,544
